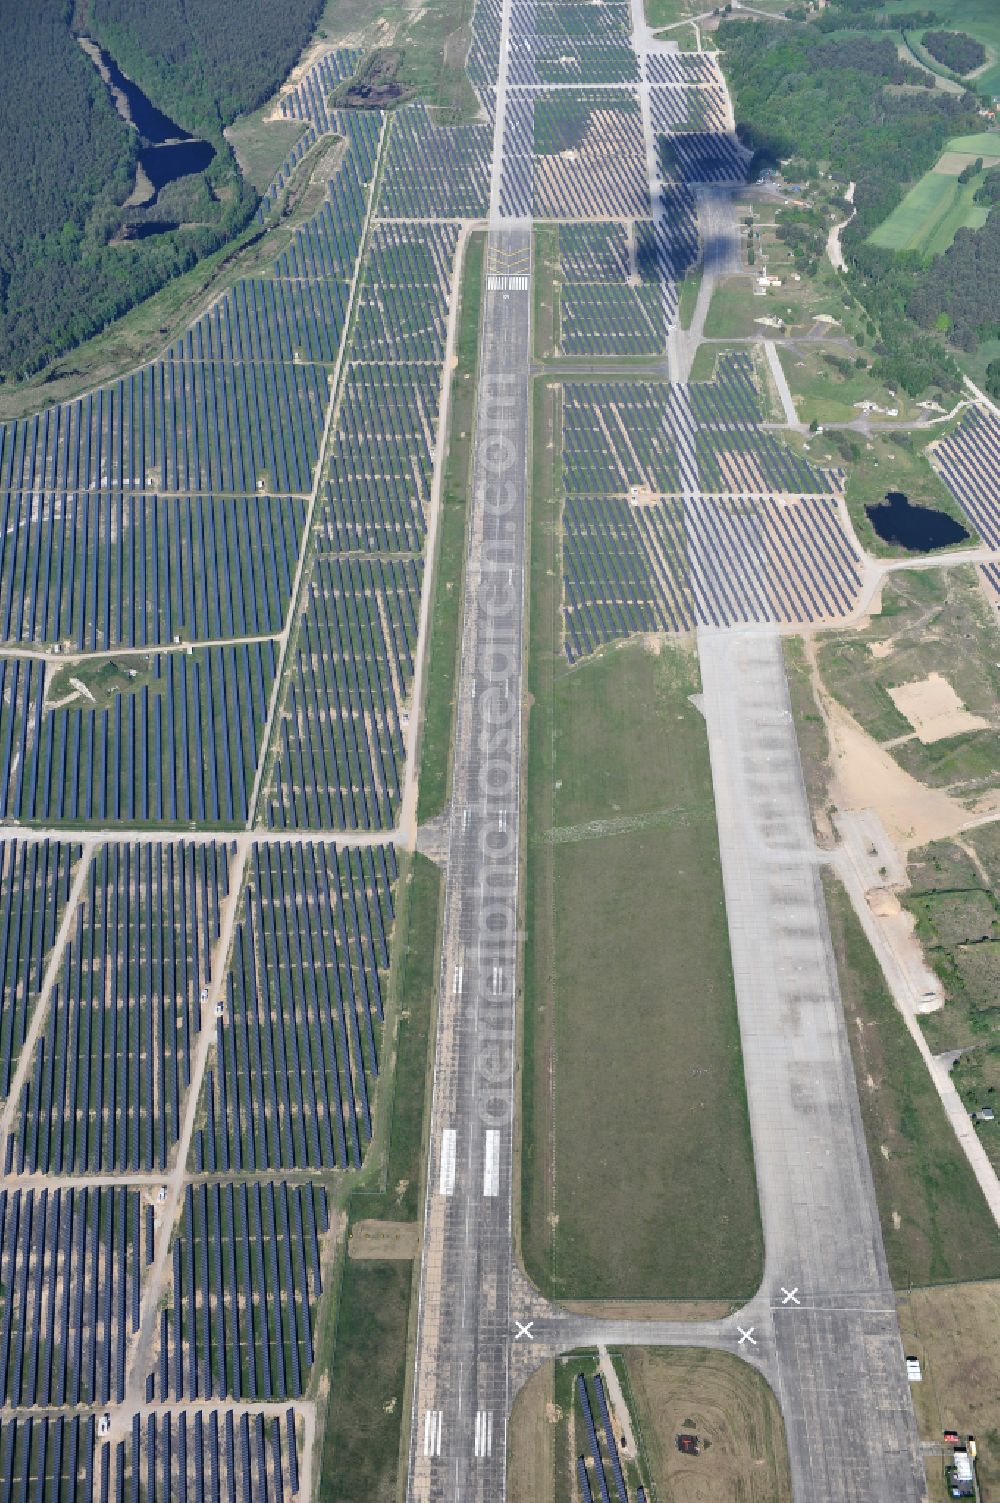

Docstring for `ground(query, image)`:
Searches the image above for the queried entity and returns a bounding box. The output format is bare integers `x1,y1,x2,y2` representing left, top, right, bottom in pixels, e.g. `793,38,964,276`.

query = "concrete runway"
404,225,532,1503
404,0,929,1497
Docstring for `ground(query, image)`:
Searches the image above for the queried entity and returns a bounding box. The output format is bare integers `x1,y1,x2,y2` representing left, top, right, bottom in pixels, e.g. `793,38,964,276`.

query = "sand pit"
887,672,990,744
825,697,987,851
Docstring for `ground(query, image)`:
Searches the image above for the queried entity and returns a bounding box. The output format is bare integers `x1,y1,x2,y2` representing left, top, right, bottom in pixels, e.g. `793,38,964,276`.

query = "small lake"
865,491,970,551
78,32,215,210
116,220,181,242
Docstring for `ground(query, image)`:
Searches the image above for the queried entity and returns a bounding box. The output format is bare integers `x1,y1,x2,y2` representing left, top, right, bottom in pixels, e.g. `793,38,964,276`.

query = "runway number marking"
439,1130,457,1196
483,1130,500,1197
781,1287,800,1306
514,1320,534,1341
423,1410,443,1457
474,1411,493,1458
737,1325,757,1347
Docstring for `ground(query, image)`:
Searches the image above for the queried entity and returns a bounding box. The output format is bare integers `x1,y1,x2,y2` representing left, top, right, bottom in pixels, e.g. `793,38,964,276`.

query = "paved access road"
405,225,532,1503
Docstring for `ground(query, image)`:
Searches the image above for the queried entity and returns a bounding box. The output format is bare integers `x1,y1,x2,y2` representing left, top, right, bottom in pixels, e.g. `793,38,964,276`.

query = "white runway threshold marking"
423,1410,443,1458
474,1411,493,1458
487,274,529,292
483,1130,500,1197
439,1129,457,1196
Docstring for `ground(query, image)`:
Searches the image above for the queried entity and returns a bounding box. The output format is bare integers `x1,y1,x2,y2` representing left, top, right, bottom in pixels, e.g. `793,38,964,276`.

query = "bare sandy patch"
825,697,981,851
348,1219,420,1259
887,672,990,744
868,639,894,660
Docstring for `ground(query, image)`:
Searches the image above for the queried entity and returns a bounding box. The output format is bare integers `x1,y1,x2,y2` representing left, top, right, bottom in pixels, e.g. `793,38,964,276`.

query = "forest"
87,0,325,139
921,28,987,76
718,15,988,396
0,0,322,384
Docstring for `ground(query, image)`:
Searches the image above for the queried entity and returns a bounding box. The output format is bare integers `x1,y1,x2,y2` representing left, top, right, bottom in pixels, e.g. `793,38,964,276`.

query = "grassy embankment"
316,852,442,1502
417,230,485,823
520,376,762,1303
509,1348,791,1503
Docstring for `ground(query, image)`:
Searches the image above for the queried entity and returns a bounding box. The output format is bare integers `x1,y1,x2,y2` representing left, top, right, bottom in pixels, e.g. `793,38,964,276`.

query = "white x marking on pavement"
514,1320,534,1342
781,1287,800,1306
737,1325,757,1347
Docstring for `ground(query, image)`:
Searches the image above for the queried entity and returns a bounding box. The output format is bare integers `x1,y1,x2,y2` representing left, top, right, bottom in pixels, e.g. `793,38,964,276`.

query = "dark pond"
117,220,181,242
79,33,215,202
141,141,216,191
865,491,970,551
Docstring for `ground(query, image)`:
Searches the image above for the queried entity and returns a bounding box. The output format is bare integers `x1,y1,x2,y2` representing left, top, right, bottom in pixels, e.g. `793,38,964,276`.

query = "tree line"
88,0,325,139
921,29,987,77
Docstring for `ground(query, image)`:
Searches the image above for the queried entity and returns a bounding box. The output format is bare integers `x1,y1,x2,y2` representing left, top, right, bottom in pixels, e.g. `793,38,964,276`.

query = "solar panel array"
0,840,81,1100
931,403,1000,547
0,490,305,652
558,224,666,356
0,1187,148,1406
91,1410,302,1503
558,350,862,655
155,1181,328,1401
195,842,397,1172
7,843,232,1174
574,1371,648,1503
0,641,277,826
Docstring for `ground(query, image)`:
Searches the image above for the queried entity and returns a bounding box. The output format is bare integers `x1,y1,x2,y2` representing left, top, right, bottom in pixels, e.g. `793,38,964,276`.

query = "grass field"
317,1256,414,1503
510,1348,791,1503
226,111,308,194
417,231,484,823
823,874,1000,1287
365,854,442,1220
677,264,702,331
897,1281,1000,1501
776,343,921,426
534,226,560,361
625,1348,792,1503
816,568,1000,796
316,855,442,1500
869,163,994,256
521,378,761,1302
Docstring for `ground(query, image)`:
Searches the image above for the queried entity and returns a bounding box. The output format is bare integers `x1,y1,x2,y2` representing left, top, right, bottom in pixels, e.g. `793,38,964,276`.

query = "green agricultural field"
869,165,994,256
521,382,762,1302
